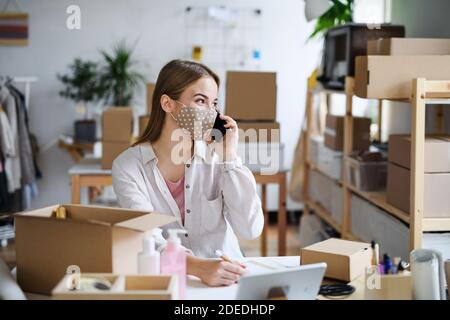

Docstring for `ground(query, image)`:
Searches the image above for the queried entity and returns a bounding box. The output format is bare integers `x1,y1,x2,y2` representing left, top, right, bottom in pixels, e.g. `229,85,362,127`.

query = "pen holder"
364,267,412,300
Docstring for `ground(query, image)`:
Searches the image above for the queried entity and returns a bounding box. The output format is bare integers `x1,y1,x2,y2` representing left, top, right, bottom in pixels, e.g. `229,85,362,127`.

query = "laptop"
235,263,327,300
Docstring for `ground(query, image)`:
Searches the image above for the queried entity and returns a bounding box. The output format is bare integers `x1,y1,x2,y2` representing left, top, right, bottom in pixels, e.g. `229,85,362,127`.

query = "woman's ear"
160,94,175,113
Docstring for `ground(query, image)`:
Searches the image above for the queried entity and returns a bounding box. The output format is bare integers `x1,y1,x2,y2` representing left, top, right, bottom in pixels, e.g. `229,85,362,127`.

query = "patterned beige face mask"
170,102,217,141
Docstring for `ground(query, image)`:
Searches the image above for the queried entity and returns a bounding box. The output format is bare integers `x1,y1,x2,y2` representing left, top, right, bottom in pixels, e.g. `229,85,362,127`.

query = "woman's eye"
195,98,206,104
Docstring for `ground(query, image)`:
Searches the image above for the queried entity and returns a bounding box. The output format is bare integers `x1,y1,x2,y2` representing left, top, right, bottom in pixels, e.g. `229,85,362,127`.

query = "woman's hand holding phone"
207,113,238,162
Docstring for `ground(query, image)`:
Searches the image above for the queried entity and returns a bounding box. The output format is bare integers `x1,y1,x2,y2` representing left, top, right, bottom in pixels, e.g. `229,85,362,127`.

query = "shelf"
343,232,363,242
422,218,450,232
0,39,28,46
306,200,342,233
346,184,410,225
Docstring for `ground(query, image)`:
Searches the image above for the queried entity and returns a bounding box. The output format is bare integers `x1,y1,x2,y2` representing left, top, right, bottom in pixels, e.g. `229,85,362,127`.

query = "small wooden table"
69,159,288,256
58,139,94,163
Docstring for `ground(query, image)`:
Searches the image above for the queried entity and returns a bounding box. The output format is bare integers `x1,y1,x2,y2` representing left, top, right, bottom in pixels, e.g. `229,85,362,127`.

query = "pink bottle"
160,229,187,299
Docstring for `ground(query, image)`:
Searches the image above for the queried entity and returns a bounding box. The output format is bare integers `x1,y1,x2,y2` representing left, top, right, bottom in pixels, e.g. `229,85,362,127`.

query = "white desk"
22,256,368,300
186,256,300,300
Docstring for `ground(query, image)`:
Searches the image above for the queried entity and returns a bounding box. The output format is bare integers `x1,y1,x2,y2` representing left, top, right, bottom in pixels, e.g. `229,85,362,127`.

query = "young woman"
112,59,264,287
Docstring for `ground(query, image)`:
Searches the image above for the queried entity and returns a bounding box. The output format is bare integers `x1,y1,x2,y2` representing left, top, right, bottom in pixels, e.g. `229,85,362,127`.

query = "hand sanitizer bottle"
160,229,187,300
137,229,161,275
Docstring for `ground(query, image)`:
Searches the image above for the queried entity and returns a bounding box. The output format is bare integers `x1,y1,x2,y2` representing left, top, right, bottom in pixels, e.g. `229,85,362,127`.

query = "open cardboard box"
15,204,177,295
52,273,177,300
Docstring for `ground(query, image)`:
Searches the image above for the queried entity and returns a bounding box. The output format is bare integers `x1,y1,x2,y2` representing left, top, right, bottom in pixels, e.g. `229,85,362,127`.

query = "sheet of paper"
240,257,300,277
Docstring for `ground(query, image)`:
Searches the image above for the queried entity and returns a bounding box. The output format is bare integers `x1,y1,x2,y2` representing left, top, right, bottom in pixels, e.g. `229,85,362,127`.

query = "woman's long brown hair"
133,59,220,146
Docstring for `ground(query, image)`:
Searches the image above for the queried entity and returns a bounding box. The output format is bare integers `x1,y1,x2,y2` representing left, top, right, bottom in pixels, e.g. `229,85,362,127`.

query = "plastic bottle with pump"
160,229,187,300
137,229,161,275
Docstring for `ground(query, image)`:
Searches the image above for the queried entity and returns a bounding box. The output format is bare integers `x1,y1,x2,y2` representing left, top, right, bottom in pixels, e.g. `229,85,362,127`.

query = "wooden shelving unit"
302,76,450,252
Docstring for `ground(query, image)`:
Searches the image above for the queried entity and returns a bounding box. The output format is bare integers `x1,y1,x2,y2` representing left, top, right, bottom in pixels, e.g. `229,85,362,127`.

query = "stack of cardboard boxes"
225,71,282,172
355,38,450,99
387,135,450,218
101,107,134,169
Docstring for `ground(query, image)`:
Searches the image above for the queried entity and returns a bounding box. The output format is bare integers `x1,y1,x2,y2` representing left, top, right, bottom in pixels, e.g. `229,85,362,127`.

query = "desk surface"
24,256,364,300
68,158,111,175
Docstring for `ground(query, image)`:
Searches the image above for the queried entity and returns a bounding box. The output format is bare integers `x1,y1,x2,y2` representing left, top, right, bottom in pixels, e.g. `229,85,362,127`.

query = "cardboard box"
355,55,450,99
237,121,280,143
52,274,177,300
364,272,412,300
139,114,150,137
367,38,450,56
147,83,156,114
301,238,372,282
226,71,277,121
324,115,371,151
387,162,450,218
102,141,131,169
14,204,177,294
388,135,450,173
102,107,134,142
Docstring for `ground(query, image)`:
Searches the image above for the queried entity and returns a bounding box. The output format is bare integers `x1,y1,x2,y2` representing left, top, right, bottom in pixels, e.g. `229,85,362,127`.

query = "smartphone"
212,112,228,141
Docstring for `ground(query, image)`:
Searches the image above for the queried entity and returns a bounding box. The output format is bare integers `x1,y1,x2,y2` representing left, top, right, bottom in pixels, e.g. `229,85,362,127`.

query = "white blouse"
112,141,264,259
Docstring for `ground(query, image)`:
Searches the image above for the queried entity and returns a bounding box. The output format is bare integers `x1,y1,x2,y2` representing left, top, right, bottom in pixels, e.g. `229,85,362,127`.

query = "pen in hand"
214,250,247,269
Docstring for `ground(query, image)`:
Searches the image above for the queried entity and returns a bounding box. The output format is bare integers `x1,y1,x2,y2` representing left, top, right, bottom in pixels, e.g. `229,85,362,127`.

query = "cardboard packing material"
102,141,131,169
387,162,450,218
367,38,450,56
226,71,277,121
388,135,450,173
52,274,177,300
102,107,134,142
300,238,372,282
355,55,450,99
237,121,280,143
14,204,177,295
147,83,156,114
324,115,371,151
139,114,150,137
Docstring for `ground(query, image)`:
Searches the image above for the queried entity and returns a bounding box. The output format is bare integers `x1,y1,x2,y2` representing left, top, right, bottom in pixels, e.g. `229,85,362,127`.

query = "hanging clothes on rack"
7,84,36,184
0,77,41,212
0,85,21,193
7,83,39,209
0,99,16,214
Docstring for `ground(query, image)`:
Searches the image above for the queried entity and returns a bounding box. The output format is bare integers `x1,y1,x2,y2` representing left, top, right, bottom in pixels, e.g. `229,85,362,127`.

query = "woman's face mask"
170,101,217,141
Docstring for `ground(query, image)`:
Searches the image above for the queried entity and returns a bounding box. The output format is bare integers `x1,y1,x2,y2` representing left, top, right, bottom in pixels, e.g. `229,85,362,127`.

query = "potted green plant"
97,40,146,107
307,0,354,39
58,58,103,143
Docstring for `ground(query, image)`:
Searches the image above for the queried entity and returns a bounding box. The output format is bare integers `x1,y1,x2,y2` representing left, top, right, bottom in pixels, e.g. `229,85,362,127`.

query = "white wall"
0,0,323,210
